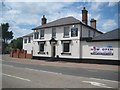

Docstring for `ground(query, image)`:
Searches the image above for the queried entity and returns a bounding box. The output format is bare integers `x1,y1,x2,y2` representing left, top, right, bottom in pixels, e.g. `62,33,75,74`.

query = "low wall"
10,49,32,59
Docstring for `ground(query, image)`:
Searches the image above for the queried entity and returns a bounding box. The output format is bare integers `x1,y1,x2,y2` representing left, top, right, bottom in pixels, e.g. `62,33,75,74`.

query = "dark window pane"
52,27,56,38
64,27,69,37
34,32,39,39
24,39,27,43
40,30,44,38
28,37,31,43
40,44,44,51
63,43,69,52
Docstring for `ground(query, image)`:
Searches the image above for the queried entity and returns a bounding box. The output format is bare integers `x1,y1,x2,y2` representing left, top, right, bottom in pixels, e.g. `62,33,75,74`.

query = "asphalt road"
2,59,119,88
2,60,119,81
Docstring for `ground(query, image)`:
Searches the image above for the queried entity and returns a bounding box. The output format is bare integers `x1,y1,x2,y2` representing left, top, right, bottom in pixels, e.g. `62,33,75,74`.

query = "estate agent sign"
91,46,113,55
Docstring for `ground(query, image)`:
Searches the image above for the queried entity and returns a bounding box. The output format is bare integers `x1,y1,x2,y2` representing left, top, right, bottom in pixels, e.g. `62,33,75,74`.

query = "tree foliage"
1,23,14,54
10,37,23,50
1,23,13,43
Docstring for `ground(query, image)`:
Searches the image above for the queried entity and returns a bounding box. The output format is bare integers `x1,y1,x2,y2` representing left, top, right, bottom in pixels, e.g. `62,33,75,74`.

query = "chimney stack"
90,18,96,29
82,7,88,25
41,15,47,25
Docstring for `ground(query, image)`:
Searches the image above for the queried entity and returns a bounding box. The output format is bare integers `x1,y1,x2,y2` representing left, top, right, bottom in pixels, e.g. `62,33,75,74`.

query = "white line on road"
82,81,113,88
25,68,62,75
2,73,31,82
89,78,118,83
2,64,14,68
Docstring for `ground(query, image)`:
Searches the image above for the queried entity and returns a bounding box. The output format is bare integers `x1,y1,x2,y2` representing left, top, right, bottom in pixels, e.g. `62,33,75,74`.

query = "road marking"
2,64,14,68
89,78,118,83
82,81,113,88
25,68,62,75
2,73,31,82
87,69,98,72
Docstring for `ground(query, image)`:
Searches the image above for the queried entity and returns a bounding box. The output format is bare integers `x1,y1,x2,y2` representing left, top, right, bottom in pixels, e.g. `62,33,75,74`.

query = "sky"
0,1,119,39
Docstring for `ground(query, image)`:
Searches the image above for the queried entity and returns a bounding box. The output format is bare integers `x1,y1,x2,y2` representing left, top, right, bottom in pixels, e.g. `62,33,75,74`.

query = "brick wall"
10,49,32,59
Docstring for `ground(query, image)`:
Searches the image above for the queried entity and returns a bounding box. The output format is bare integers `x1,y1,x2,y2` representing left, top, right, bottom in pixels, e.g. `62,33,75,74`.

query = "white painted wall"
82,25,101,38
24,23,103,60
23,36,33,54
81,41,119,60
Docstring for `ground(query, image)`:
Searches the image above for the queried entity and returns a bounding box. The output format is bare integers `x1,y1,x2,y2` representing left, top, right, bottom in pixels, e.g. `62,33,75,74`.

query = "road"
2,58,119,88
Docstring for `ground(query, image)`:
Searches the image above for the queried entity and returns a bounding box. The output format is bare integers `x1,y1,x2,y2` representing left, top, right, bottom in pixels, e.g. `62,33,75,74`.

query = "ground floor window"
40,43,44,52
63,43,69,52
38,41,45,54
61,40,71,55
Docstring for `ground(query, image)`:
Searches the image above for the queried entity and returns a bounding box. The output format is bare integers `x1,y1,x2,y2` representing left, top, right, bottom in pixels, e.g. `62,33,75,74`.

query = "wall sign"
71,28,78,37
90,46,113,55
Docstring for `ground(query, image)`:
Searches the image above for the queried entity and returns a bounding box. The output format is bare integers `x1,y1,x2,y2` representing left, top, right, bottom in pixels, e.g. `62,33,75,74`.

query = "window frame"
52,27,56,38
88,29,91,37
38,41,45,54
39,43,44,52
24,39,27,43
40,29,44,39
34,32,39,39
64,26,69,37
63,43,70,52
28,37,31,43
61,40,71,55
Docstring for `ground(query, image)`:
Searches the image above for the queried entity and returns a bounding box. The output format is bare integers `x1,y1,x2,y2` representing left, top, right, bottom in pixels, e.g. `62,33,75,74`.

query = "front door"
52,45,56,57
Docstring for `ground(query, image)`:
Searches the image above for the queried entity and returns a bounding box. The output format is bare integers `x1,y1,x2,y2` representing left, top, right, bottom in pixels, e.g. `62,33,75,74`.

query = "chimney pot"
90,18,96,29
41,15,47,25
82,7,88,25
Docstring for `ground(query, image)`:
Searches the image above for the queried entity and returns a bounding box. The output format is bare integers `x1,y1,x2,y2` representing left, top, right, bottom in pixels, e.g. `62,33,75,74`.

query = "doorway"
52,45,56,57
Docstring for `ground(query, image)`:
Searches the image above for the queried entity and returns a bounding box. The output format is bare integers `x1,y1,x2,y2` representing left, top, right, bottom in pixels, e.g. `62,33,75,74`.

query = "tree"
10,37,23,50
1,23,13,43
1,23,13,54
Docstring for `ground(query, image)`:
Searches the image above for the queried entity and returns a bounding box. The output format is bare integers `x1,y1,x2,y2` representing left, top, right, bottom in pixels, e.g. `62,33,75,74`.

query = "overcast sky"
0,1,119,38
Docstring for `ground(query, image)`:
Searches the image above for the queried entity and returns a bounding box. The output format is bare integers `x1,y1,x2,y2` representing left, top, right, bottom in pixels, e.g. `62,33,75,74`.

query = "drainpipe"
80,23,82,60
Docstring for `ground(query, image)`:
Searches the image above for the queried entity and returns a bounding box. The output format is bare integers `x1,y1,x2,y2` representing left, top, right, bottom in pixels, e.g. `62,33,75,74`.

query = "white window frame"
52,27,56,38
64,26,69,37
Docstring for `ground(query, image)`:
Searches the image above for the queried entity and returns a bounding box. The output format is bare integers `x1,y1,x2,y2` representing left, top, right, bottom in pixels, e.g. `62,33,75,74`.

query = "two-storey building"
25,7,102,60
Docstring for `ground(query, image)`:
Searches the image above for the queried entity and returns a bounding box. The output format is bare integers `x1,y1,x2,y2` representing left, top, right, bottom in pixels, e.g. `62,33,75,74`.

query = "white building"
23,32,33,54
23,7,119,65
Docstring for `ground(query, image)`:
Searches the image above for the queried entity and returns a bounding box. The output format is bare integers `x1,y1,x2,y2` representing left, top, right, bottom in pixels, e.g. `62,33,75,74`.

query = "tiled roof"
32,16,81,30
92,28,120,41
32,16,102,34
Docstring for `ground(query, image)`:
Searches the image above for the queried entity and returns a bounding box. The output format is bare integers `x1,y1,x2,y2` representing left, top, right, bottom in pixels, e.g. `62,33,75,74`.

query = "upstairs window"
52,27,56,38
24,39,27,43
40,29,44,38
34,32,39,39
28,37,31,43
64,26,69,37
88,30,91,37
93,31,95,37
71,28,78,37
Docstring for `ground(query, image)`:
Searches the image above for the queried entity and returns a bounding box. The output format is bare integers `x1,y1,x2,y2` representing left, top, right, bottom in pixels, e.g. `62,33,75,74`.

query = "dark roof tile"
92,28,120,41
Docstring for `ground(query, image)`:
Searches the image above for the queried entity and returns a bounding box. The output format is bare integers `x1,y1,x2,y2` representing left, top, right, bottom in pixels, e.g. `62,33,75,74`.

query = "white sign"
91,46,113,55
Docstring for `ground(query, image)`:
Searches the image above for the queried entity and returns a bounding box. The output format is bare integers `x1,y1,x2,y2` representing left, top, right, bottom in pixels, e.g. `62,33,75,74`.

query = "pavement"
2,54,119,71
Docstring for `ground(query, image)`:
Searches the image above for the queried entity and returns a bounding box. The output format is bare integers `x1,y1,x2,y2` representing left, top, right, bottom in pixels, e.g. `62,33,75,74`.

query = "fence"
10,49,32,59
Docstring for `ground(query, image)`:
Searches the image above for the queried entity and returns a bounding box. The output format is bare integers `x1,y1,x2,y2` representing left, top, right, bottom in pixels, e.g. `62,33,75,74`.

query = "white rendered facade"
31,24,102,59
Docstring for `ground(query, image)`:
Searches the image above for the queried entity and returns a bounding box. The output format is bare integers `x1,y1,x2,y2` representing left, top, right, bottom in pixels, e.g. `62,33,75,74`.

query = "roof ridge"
45,16,80,25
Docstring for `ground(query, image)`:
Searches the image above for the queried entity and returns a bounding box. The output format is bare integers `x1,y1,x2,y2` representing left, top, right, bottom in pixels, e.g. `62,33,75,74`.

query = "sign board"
90,46,113,55
71,28,78,37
